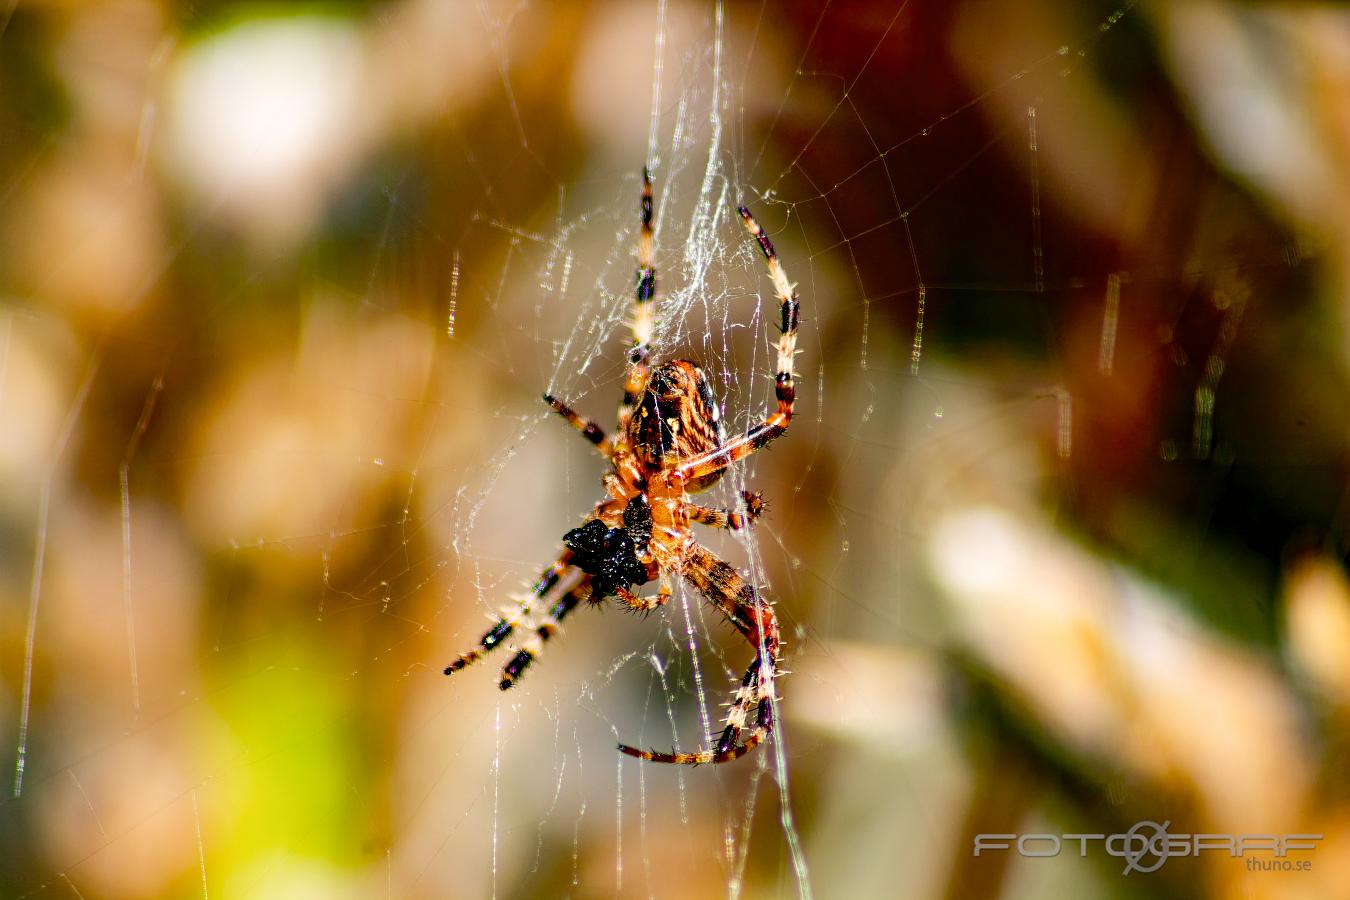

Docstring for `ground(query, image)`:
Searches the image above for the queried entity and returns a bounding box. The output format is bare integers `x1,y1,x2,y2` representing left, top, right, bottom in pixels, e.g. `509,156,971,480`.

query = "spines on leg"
497,580,589,690
686,491,768,531
635,168,656,357
543,393,612,456
617,543,780,765
737,205,798,434
622,169,657,428
674,207,803,483
444,560,569,676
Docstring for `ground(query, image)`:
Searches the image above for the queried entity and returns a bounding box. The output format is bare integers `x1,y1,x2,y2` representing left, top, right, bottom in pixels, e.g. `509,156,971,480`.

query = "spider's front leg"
444,553,575,681
498,578,592,689
679,206,800,484
543,393,612,458
619,168,658,431
618,541,779,765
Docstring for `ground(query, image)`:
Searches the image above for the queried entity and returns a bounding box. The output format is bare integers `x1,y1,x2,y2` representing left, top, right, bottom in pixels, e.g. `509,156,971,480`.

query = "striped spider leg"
677,206,800,484
619,167,657,433
618,205,798,765
442,553,590,689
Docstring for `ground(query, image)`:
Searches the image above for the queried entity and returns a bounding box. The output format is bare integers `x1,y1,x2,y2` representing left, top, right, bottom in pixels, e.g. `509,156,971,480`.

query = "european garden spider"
445,170,800,765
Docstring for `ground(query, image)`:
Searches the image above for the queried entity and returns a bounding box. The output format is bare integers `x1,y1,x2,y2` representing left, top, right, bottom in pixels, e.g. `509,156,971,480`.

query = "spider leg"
543,393,612,457
619,168,657,430
443,553,573,677
615,572,672,613
685,491,767,531
618,541,779,765
678,206,799,484
497,578,591,689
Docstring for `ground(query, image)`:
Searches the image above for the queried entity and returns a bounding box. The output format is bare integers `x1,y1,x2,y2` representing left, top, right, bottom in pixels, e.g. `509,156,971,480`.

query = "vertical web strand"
1028,105,1044,295
1099,271,1124,375
903,215,924,375
646,0,667,171
14,351,101,797
120,370,164,720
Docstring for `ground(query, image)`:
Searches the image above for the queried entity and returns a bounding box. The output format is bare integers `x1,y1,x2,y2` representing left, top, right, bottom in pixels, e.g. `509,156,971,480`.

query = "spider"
445,169,800,765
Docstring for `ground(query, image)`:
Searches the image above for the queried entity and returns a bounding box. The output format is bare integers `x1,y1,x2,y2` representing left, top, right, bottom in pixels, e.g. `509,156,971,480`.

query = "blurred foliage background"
4,1,1350,897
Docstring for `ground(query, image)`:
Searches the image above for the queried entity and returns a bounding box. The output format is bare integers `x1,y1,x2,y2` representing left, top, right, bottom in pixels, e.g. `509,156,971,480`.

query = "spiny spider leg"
618,542,779,765
443,553,573,677
685,491,767,531
543,393,612,457
615,571,672,613
678,206,799,483
620,168,657,430
498,578,592,689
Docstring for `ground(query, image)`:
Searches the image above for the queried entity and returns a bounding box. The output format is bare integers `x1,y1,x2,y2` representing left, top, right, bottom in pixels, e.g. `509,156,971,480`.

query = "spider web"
10,1,1320,898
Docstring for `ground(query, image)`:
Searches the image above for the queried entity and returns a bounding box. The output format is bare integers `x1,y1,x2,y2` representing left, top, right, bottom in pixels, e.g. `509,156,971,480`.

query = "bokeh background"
4,1,1350,897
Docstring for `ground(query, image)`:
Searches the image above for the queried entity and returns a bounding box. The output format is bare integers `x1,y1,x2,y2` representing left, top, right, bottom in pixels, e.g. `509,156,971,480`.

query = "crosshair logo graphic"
1118,819,1171,874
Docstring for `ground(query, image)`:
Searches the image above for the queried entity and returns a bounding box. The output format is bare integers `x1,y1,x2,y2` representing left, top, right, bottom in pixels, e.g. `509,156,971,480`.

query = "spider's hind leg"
618,542,779,765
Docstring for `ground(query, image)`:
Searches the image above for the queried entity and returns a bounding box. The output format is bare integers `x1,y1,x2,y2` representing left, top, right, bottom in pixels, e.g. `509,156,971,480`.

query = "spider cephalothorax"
445,170,801,765
628,360,726,486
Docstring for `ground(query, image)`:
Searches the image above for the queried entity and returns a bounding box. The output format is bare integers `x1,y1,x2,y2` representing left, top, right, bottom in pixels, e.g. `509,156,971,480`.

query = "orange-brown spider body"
445,170,800,765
